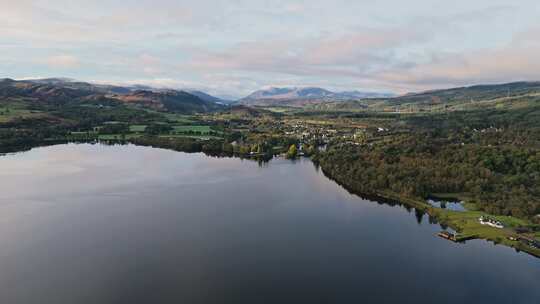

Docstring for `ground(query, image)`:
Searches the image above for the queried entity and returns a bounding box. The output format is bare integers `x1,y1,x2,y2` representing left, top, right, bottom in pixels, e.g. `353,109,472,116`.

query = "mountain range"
2,77,539,113
238,87,394,106
390,81,540,105
0,78,224,113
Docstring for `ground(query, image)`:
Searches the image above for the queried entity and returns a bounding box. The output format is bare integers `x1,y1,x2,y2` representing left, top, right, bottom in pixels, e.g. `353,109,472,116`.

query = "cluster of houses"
240,116,395,149
472,126,504,133
281,122,347,143
479,216,504,229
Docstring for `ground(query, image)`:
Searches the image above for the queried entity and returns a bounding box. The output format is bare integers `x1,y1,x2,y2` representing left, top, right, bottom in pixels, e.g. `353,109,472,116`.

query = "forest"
314,104,540,222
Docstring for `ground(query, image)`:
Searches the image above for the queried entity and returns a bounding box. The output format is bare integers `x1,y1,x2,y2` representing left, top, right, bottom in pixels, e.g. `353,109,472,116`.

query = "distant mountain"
242,87,334,101
315,81,540,112
24,77,75,85
6,78,538,113
0,78,224,114
337,91,395,99
18,79,235,104
0,78,96,104
239,87,394,106
187,90,232,105
22,78,132,94
391,81,540,106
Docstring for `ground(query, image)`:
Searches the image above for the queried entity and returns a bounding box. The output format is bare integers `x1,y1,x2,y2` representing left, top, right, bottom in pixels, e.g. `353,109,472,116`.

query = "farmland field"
0,102,45,123
129,125,147,132
163,113,195,124
158,134,222,140
172,125,213,133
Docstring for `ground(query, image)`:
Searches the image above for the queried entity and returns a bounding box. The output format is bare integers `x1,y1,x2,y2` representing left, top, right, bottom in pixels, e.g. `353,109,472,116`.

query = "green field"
0,102,44,123
97,134,143,140
163,113,195,124
69,131,98,137
158,134,221,140
263,106,297,114
427,206,539,256
172,125,213,133
129,125,147,132
66,123,221,141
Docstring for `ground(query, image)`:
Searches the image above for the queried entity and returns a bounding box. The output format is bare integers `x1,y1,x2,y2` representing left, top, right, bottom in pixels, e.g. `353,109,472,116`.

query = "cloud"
45,55,80,69
2,1,540,96
0,1,194,44
190,27,423,75
137,54,164,75
183,16,540,94
373,26,540,91
283,4,305,13
513,26,540,45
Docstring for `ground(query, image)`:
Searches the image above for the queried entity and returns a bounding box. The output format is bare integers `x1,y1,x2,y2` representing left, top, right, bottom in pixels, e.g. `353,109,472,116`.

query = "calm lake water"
427,199,467,212
0,143,538,304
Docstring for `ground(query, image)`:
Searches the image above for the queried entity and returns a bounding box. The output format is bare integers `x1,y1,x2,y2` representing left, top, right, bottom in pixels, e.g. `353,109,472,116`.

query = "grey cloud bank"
1,0,539,97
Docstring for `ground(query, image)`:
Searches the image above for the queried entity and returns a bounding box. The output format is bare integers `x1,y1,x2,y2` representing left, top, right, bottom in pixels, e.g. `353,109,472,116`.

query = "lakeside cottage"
479,216,504,229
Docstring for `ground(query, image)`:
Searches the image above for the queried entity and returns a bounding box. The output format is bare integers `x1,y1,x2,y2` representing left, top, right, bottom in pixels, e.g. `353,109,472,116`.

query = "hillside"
0,78,96,105
22,78,132,94
392,81,540,105
114,90,224,113
305,81,540,112
0,79,224,114
243,87,334,101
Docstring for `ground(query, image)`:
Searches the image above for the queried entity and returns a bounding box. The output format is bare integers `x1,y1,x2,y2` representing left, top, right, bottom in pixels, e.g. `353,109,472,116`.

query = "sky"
1,0,540,98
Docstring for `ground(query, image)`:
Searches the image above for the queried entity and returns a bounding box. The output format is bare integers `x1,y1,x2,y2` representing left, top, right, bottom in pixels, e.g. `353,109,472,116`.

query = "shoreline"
317,166,540,260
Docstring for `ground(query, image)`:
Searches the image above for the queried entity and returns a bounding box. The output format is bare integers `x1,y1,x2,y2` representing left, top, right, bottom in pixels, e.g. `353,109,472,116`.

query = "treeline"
130,136,224,154
52,104,162,130
0,101,166,152
129,136,275,161
0,116,73,152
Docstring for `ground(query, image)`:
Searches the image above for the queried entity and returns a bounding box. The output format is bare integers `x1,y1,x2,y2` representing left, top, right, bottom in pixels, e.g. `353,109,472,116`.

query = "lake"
0,143,538,304
427,198,467,212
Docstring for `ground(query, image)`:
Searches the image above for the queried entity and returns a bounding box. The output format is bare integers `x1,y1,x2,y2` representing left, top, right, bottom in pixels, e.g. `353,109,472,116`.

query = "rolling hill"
302,81,540,112
113,90,224,113
0,78,225,114
391,81,540,106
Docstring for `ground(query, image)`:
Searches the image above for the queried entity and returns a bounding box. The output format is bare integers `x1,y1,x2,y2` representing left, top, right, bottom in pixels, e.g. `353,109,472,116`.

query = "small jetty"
438,231,457,242
438,231,477,243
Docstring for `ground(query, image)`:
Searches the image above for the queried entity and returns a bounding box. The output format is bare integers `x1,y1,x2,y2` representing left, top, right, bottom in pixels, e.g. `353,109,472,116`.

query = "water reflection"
427,198,466,212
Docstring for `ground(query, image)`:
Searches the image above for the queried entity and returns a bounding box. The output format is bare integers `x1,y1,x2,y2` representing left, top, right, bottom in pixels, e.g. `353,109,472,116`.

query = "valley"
1,78,540,258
